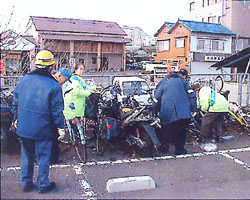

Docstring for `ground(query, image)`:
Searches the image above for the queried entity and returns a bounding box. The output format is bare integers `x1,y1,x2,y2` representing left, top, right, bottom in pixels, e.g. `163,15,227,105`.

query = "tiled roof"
165,22,175,28
42,34,128,43
31,16,127,36
168,20,235,35
154,22,175,37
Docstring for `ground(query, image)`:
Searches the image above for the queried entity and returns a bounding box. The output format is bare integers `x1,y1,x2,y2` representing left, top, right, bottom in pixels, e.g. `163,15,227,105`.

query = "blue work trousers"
20,137,53,189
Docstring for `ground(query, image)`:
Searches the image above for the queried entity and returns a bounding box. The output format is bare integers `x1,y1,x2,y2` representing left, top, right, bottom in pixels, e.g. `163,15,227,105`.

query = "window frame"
175,38,185,48
157,40,170,52
197,38,225,52
190,1,195,11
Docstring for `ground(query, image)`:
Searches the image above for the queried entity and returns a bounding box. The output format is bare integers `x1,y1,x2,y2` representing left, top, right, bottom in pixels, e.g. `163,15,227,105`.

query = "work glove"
58,128,68,143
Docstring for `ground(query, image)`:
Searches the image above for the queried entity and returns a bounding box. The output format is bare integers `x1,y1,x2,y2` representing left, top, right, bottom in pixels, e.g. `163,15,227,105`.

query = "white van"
113,76,151,105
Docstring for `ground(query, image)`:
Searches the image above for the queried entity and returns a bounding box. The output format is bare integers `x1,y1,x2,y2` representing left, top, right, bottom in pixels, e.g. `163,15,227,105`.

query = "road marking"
74,165,97,199
79,179,97,199
220,153,250,171
1,146,250,172
74,165,84,175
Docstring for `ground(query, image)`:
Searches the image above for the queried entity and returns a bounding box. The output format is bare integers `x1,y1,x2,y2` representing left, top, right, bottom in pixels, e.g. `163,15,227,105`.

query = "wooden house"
28,16,128,71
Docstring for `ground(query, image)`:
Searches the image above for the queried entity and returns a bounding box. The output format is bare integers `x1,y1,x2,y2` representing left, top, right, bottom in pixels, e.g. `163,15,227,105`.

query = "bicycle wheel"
73,125,87,163
214,76,224,93
96,117,108,155
83,118,97,140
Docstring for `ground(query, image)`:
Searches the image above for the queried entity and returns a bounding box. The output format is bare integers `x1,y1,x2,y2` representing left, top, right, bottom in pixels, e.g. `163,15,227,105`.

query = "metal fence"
1,73,249,106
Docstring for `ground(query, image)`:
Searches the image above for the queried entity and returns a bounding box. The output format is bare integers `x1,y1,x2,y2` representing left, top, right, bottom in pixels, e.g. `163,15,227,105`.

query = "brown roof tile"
43,34,128,43
31,16,127,36
23,35,38,46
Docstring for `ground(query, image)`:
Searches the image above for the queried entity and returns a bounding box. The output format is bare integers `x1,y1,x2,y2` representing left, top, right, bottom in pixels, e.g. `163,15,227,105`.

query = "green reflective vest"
63,75,96,120
198,86,229,112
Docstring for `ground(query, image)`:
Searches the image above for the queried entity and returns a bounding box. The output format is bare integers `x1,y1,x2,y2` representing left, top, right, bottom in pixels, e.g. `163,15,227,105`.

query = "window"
189,2,195,11
91,57,96,64
212,40,219,51
210,0,216,5
198,39,225,52
218,16,221,23
207,0,210,6
202,18,205,22
208,16,216,23
122,81,150,95
198,39,205,50
197,39,210,51
202,0,205,7
175,39,185,48
219,41,225,51
204,40,211,51
158,40,170,51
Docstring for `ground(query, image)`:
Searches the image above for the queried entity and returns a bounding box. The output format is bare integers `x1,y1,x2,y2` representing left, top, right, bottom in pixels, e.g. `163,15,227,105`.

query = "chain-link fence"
1,73,249,106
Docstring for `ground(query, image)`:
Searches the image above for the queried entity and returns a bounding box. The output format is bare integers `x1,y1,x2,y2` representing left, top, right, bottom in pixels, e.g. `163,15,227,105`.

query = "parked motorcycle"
96,85,161,157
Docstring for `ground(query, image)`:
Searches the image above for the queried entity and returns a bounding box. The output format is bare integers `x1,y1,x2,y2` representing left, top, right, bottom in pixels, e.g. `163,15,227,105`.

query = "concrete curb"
106,175,156,193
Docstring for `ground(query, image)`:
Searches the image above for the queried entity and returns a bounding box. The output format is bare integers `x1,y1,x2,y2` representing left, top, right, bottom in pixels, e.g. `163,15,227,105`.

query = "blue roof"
169,20,235,35
165,22,175,28
154,22,175,37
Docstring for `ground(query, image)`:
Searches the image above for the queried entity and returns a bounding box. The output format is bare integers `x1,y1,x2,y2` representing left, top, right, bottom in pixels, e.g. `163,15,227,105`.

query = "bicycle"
210,75,224,93
64,118,87,163
62,91,101,163
190,76,224,93
95,85,118,155
187,101,250,144
225,102,250,133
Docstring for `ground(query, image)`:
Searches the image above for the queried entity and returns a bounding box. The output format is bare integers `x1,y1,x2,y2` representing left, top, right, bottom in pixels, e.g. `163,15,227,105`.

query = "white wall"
190,33,232,54
188,0,223,23
190,61,231,75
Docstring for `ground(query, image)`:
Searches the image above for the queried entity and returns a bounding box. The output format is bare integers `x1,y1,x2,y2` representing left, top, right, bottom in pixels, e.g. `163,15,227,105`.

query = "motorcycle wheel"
96,117,108,155
136,128,153,157
73,126,87,164
0,127,11,153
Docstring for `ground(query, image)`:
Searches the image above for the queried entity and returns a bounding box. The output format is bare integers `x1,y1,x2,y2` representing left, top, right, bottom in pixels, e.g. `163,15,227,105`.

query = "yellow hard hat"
35,50,55,67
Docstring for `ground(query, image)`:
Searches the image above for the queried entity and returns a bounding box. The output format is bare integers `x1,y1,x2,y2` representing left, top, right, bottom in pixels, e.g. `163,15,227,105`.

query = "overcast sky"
0,0,190,36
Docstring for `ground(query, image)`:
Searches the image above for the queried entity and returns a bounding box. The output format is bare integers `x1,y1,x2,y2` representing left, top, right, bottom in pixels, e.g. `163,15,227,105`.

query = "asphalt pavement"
1,132,250,199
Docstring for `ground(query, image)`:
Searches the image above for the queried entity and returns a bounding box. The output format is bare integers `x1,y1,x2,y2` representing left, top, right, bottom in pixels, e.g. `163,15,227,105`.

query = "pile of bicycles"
186,101,250,145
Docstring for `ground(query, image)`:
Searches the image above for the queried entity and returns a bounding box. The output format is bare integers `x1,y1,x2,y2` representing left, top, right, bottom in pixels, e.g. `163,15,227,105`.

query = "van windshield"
122,81,150,95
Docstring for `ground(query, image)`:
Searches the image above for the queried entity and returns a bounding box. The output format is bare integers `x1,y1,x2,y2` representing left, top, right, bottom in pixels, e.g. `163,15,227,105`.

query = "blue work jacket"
153,73,197,125
13,69,65,140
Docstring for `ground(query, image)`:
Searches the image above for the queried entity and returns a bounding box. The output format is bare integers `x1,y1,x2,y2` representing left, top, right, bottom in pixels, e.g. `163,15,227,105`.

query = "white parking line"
220,153,250,171
1,146,250,172
74,165,85,175
74,165,97,199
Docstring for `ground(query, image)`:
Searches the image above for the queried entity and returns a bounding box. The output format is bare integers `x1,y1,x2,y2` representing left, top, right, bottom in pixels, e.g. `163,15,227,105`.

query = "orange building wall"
155,23,191,71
